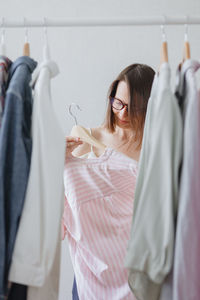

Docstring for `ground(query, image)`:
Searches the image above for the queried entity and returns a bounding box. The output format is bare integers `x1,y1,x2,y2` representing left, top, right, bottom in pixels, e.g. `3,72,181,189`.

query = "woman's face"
112,81,130,128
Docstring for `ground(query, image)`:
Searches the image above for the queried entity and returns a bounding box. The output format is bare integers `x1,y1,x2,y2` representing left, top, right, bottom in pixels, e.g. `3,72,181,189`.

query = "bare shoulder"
91,126,104,139
92,126,111,147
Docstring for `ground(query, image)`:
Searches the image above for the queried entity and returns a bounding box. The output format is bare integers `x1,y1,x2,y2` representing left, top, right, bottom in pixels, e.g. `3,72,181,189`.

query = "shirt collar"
175,59,200,98
31,60,59,88
8,56,37,79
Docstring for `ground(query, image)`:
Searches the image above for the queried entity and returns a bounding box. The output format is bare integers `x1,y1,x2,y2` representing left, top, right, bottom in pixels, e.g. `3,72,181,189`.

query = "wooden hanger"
178,23,191,70
70,126,106,150
160,40,168,65
69,103,106,150
23,18,30,56
23,42,30,56
159,24,168,71
183,23,191,61
183,40,191,61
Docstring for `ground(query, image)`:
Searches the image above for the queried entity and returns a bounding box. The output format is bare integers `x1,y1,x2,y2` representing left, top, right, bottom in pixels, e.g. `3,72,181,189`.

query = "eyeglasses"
109,96,128,112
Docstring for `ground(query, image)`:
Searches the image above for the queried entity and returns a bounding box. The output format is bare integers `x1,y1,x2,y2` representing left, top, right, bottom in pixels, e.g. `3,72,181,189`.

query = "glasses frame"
109,96,128,112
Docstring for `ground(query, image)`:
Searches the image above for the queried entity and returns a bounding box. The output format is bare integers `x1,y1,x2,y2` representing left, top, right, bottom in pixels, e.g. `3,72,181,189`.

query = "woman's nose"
119,107,128,118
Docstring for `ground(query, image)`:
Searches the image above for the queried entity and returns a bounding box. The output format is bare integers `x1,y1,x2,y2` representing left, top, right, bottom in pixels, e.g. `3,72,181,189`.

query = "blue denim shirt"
0,56,37,298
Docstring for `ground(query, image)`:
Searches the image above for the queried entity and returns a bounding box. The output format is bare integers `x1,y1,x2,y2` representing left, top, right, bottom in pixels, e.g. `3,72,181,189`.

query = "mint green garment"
124,63,182,300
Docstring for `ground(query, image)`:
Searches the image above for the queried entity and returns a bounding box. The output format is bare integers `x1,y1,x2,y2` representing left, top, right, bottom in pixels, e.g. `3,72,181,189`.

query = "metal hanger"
69,103,82,125
43,17,50,61
0,18,6,56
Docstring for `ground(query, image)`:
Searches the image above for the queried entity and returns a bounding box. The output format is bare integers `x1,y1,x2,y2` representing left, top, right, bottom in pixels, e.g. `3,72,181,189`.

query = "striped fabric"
62,147,138,300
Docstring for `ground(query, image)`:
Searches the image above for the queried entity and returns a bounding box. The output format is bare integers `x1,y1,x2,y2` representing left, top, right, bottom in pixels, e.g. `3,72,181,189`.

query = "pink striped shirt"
62,147,138,300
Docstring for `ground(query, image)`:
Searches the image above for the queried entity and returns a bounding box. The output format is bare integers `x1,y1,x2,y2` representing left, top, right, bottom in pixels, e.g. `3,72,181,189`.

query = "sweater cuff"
128,270,161,300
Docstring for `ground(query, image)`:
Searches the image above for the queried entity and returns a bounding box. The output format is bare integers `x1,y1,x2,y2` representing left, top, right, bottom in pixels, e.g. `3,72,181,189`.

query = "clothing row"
0,50,65,300
125,59,200,300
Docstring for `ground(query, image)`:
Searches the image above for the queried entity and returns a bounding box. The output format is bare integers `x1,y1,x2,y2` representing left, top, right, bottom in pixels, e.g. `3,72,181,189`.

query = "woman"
63,63,155,300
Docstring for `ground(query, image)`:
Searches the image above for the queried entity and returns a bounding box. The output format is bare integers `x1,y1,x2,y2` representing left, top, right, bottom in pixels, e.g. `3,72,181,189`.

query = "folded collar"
8,56,37,80
31,59,59,87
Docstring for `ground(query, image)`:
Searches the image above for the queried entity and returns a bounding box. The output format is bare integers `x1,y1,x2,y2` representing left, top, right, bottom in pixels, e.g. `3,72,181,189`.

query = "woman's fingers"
65,136,83,157
66,136,82,143
66,137,83,149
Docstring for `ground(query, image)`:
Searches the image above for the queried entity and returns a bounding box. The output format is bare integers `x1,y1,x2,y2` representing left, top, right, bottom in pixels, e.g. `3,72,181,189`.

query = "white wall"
1,1,200,299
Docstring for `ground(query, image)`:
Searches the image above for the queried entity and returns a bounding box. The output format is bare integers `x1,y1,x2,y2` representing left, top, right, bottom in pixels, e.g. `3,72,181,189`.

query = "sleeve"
124,85,183,300
61,196,68,240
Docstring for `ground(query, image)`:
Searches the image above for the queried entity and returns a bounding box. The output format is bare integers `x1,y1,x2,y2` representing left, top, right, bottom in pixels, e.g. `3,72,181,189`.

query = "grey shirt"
172,60,200,300
124,63,182,300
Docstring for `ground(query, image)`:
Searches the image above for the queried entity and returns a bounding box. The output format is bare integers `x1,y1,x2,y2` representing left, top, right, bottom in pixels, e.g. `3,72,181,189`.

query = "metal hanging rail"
0,16,200,28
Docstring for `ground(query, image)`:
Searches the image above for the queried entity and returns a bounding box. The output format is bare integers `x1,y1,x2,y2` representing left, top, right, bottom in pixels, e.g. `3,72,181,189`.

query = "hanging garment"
0,56,37,299
27,240,61,300
8,59,65,300
0,55,12,128
124,63,183,300
62,148,138,300
172,60,200,300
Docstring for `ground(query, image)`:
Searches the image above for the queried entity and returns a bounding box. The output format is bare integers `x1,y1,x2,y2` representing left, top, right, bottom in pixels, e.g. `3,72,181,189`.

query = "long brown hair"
104,63,155,148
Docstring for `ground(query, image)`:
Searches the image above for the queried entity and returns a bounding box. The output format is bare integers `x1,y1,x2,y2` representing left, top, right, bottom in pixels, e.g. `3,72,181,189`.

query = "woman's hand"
65,136,83,158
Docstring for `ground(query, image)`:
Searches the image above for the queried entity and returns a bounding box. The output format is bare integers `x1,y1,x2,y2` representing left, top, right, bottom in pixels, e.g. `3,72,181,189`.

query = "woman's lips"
118,119,129,124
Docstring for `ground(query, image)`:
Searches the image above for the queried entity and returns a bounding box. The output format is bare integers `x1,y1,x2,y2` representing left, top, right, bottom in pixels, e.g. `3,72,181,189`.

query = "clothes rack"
0,16,200,28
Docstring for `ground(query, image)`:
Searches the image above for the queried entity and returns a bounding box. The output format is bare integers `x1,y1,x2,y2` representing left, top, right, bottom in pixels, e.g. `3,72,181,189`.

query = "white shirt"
8,59,65,300
124,63,183,300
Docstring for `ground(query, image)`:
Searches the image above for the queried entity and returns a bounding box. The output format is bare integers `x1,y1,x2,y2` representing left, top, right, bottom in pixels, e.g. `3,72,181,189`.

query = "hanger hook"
1,17,5,44
68,103,82,125
184,15,189,42
24,17,28,43
43,17,48,44
160,15,167,42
